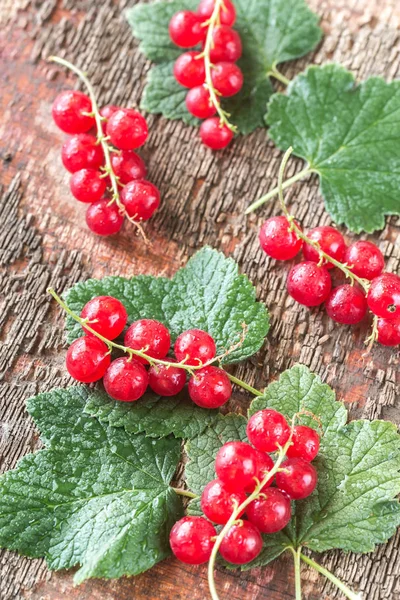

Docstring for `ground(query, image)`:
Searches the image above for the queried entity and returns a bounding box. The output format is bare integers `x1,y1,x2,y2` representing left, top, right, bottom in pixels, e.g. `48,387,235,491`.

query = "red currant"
66,336,110,383
61,134,104,173
303,226,347,269
259,216,303,261
186,86,217,119
200,118,233,150
208,26,242,63
86,199,124,236
124,319,170,365
276,457,317,500
188,366,231,408
80,295,127,340
106,108,148,150
148,360,187,396
247,409,290,453
120,180,160,221
201,479,246,524
211,62,243,97
169,516,216,564
174,51,206,88
52,90,94,134
286,425,320,462
377,317,400,346
215,441,258,490
70,169,107,203
246,488,292,534
245,449,274,493
287,262,332,307
174,329,216,366
103,357,149,402
99,104,119,121
169,11,206,47
325,284,368,325
344,241,385,281
367,273,400,319
197,0,236,26
219,520,263,564
111,150,147,184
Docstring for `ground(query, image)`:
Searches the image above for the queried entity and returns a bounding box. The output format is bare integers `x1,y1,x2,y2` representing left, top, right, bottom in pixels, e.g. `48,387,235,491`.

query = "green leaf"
266,64,400,232
0,387,183,583
65,247,270,365
127,0,321,134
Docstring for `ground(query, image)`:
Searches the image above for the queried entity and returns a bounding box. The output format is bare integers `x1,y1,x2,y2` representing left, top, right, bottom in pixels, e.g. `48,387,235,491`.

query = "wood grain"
0,0,399,599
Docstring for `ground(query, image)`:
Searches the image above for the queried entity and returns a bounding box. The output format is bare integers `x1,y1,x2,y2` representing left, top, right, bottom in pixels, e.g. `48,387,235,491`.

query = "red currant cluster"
169,0,242,150
64,295,233,406
260,218,400,347
170,410,319,566
51,75,160,237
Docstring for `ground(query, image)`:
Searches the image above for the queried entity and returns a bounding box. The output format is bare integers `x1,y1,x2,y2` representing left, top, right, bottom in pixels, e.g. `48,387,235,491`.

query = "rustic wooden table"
0,0,399,599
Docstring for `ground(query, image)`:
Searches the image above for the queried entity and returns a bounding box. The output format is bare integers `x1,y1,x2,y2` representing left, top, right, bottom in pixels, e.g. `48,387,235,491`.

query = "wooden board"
0,0,399,599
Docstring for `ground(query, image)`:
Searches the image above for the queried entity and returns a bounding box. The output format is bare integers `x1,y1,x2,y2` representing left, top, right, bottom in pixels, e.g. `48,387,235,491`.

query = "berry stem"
267,64,291,87
300,553,362,600
289,547,303,600
171,487,198,499
226,373,263,397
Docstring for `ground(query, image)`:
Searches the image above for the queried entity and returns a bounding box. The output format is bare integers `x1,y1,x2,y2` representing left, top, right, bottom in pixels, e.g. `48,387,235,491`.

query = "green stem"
289,547,302,600
300,553,362,600
244,166,312,214
172,487,198,499
226,373,263,397
268,65,291,86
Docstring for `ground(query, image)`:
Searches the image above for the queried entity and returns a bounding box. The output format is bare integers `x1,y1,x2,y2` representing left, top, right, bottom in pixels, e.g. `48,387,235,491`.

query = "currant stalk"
267,63,291,87
300,554,363,600
49,56,148,242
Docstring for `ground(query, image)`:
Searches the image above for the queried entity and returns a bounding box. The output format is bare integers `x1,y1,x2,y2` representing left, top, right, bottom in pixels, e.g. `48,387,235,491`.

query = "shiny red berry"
186,86,217,119
124,319,171,365
111,150,147,184
325,284,368,325
276,457,318,500
344,241,385,281
86,199,124,236
201,479,246,524
52,90,94,134
215,441,259,490
66,336,110,383
208,26,242,63
174,51,206,88
287,262,332,307
200,118,234,150
211,62,243,97
80,295,127,340
169,11,206,47
106,108,148,150
99,104,119,121
120,180,161,221
246,409,290,453
197,0,236,26
259,216,303,261
246,488,292,534
219,521,263,564
174,329,216,366
286,425,320,462
148,360,187,396
169,516,216,564
377,317,400,346
367,273,400,319
103,357,149,402
188,366,231,408
303,226,346,269
70,168,107,203
61,134,104,173
245,449,274,493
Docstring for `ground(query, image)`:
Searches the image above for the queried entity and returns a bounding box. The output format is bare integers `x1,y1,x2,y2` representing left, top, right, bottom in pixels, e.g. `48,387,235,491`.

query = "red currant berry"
107,109,148,150
208,26,242,63
174,51,206,88
148,360,187,396
245,449,274,493
110,150,146,184
303,226,346,269
61,134,104,173
197,0,236,26
99,104,119,121
325,284,368,325
247,409,290,453
344,241,385,281
286,425,320,462
169,11,206,47
200,118,233,150
120,180,161,221
201,479,246,524
86,199,124,236
52,90,94,134
276,457,317,500
367,273,400,319
287,262,332,307
215,441,258,491
70,169,107,203
169,516,216,564
246,488,292,534
174,329,216,366
377,317,400,346
103,357,149,402
186,86,217,119
259,216,303,261
219,521,263,564
124,319,170,365
80,295,127,340
188,366,231,408
66,336,110,383
211,62,243,97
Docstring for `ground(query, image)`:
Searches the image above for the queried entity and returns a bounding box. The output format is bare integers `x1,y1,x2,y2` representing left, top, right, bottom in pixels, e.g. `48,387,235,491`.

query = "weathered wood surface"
0,0,399,598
